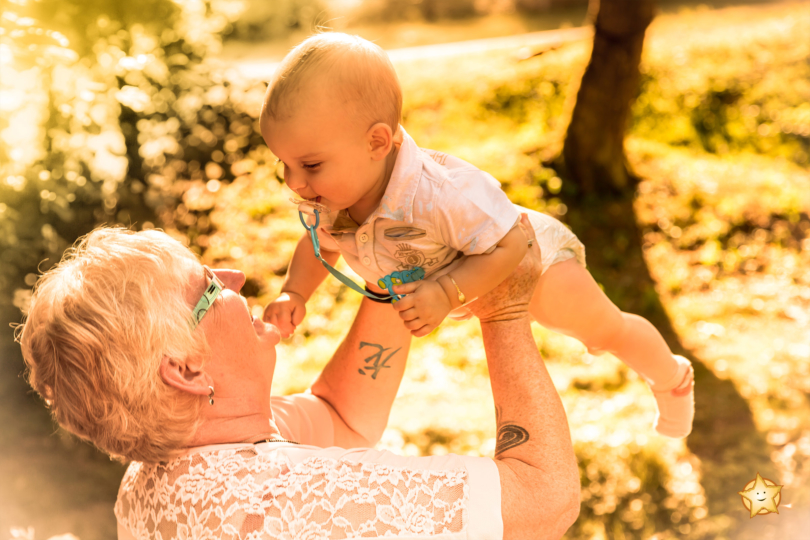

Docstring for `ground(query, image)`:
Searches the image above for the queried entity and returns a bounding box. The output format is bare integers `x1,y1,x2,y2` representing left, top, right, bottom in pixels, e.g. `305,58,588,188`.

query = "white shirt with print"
304,128,521,288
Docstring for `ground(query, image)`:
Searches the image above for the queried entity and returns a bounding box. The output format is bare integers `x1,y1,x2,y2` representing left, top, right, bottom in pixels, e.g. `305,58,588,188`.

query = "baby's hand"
263,291,306,338
390,280,452,338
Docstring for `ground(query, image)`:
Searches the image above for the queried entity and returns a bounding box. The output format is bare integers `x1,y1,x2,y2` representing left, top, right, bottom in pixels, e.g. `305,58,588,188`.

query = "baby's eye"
302,162,322,170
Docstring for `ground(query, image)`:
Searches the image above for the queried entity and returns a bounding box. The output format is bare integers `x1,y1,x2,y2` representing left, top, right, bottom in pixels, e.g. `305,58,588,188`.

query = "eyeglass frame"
191,265,224,329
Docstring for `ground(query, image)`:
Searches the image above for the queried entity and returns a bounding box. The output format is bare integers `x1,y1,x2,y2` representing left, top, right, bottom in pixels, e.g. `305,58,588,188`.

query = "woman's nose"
215,269,246,292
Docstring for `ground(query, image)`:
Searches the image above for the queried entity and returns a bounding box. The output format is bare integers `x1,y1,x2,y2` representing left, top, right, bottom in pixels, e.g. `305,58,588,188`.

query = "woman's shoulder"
115,444,291,536
116,445,503,539
116,444,288,497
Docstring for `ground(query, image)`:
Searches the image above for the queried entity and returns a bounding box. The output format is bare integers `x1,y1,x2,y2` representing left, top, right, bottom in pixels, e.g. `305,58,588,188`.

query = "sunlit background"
1,0,809,538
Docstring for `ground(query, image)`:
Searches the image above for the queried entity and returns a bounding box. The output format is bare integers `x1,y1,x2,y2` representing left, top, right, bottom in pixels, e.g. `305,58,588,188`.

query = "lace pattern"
115,446,470,539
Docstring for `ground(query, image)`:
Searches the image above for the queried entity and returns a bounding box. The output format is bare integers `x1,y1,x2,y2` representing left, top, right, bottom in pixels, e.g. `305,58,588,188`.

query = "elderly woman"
18,221,579,540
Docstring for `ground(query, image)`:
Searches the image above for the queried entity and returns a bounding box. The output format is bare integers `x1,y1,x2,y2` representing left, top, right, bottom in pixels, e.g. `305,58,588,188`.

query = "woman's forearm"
482,316,580,539
310,298,412,448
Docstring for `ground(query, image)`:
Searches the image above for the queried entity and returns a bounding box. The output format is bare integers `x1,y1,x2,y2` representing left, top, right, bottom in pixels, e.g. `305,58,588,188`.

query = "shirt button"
363,257,371,266
359,233,369,243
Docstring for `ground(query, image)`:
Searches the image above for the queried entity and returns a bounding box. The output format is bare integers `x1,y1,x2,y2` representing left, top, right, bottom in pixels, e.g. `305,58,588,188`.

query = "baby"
260,33,694,438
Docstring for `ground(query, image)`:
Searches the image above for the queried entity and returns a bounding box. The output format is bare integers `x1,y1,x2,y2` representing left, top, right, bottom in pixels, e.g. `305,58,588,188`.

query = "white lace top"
115,394,503,539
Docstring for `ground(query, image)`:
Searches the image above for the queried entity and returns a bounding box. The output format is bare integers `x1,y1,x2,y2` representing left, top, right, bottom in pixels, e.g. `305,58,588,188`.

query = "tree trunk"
563,0,655,195
558,0,775,533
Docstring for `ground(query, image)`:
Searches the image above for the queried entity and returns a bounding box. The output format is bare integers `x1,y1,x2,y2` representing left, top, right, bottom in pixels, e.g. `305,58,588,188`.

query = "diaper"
447,206,586,321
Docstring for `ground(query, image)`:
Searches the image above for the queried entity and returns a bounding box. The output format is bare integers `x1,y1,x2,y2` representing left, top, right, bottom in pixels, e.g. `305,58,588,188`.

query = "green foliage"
568,442,700,540
632,140,810,295
0,0,246,312
632,13,810,165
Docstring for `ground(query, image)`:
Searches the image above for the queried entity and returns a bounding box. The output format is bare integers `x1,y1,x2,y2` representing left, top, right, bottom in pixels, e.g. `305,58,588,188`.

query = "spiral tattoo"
495,406,530,456
496,424,530,455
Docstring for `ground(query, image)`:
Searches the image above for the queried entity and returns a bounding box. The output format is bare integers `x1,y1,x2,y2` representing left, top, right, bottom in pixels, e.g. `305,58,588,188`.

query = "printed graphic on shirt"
393,243,439,270
384,227,427,240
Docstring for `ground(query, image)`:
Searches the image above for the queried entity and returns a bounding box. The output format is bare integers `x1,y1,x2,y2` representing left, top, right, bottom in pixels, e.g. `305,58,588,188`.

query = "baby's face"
262,91,383,213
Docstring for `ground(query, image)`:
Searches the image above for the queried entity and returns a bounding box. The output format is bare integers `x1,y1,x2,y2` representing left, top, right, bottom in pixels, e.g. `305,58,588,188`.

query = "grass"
3,1,810,538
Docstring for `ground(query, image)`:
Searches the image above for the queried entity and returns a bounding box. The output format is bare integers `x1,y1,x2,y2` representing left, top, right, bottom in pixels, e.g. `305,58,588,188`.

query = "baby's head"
261,33,402,213
263,32,401,135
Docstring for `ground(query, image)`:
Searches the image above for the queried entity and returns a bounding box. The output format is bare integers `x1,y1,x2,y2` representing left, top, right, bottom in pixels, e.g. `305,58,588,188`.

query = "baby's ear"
367,122,393,160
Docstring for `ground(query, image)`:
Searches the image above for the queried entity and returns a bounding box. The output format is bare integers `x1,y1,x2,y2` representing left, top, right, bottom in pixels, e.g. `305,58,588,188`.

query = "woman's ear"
159,356,213,396
366,122,393,161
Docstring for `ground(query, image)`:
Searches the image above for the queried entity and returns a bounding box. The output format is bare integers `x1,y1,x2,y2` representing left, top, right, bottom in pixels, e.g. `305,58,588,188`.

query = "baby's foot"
650,355,694,438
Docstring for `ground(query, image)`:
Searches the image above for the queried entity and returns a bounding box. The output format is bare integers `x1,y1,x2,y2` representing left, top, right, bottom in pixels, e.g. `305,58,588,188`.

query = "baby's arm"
263,232,340,337
391,222,529,337
438,225,529,307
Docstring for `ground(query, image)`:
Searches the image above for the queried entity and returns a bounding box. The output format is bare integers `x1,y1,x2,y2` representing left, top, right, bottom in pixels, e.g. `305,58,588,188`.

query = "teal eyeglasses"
191,266,224,329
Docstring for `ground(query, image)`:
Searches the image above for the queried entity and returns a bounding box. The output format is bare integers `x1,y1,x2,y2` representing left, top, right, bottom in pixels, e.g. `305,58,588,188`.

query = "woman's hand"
469,213,542,323
390,280,452,338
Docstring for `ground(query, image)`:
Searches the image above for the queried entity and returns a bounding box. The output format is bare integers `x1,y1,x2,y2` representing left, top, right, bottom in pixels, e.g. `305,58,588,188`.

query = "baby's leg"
531,259,674,381
530,258,694,437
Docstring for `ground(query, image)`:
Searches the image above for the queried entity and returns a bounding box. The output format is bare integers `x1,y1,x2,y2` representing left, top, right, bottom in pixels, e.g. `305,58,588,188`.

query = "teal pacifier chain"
300,209,399,302
299,209,425,302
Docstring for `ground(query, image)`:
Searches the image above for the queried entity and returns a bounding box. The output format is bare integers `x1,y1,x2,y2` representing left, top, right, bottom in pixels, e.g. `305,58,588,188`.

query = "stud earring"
208,385,215,406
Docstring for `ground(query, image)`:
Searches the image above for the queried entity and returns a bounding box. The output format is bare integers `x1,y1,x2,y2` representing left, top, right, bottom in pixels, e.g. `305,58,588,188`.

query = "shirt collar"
328,210,360,233
373,126,421,225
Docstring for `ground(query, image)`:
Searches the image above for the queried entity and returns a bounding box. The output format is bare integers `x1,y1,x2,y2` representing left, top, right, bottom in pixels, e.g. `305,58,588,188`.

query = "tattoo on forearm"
358,342,400,380
496,425,530,455
495,406,530,456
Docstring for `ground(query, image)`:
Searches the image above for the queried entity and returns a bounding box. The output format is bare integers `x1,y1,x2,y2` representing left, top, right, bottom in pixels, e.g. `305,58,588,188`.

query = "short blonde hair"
18,227,207,463
262,32,402,133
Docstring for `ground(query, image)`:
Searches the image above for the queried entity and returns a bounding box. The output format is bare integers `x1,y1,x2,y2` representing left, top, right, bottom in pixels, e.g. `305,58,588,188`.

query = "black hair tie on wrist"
364,286,394,304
